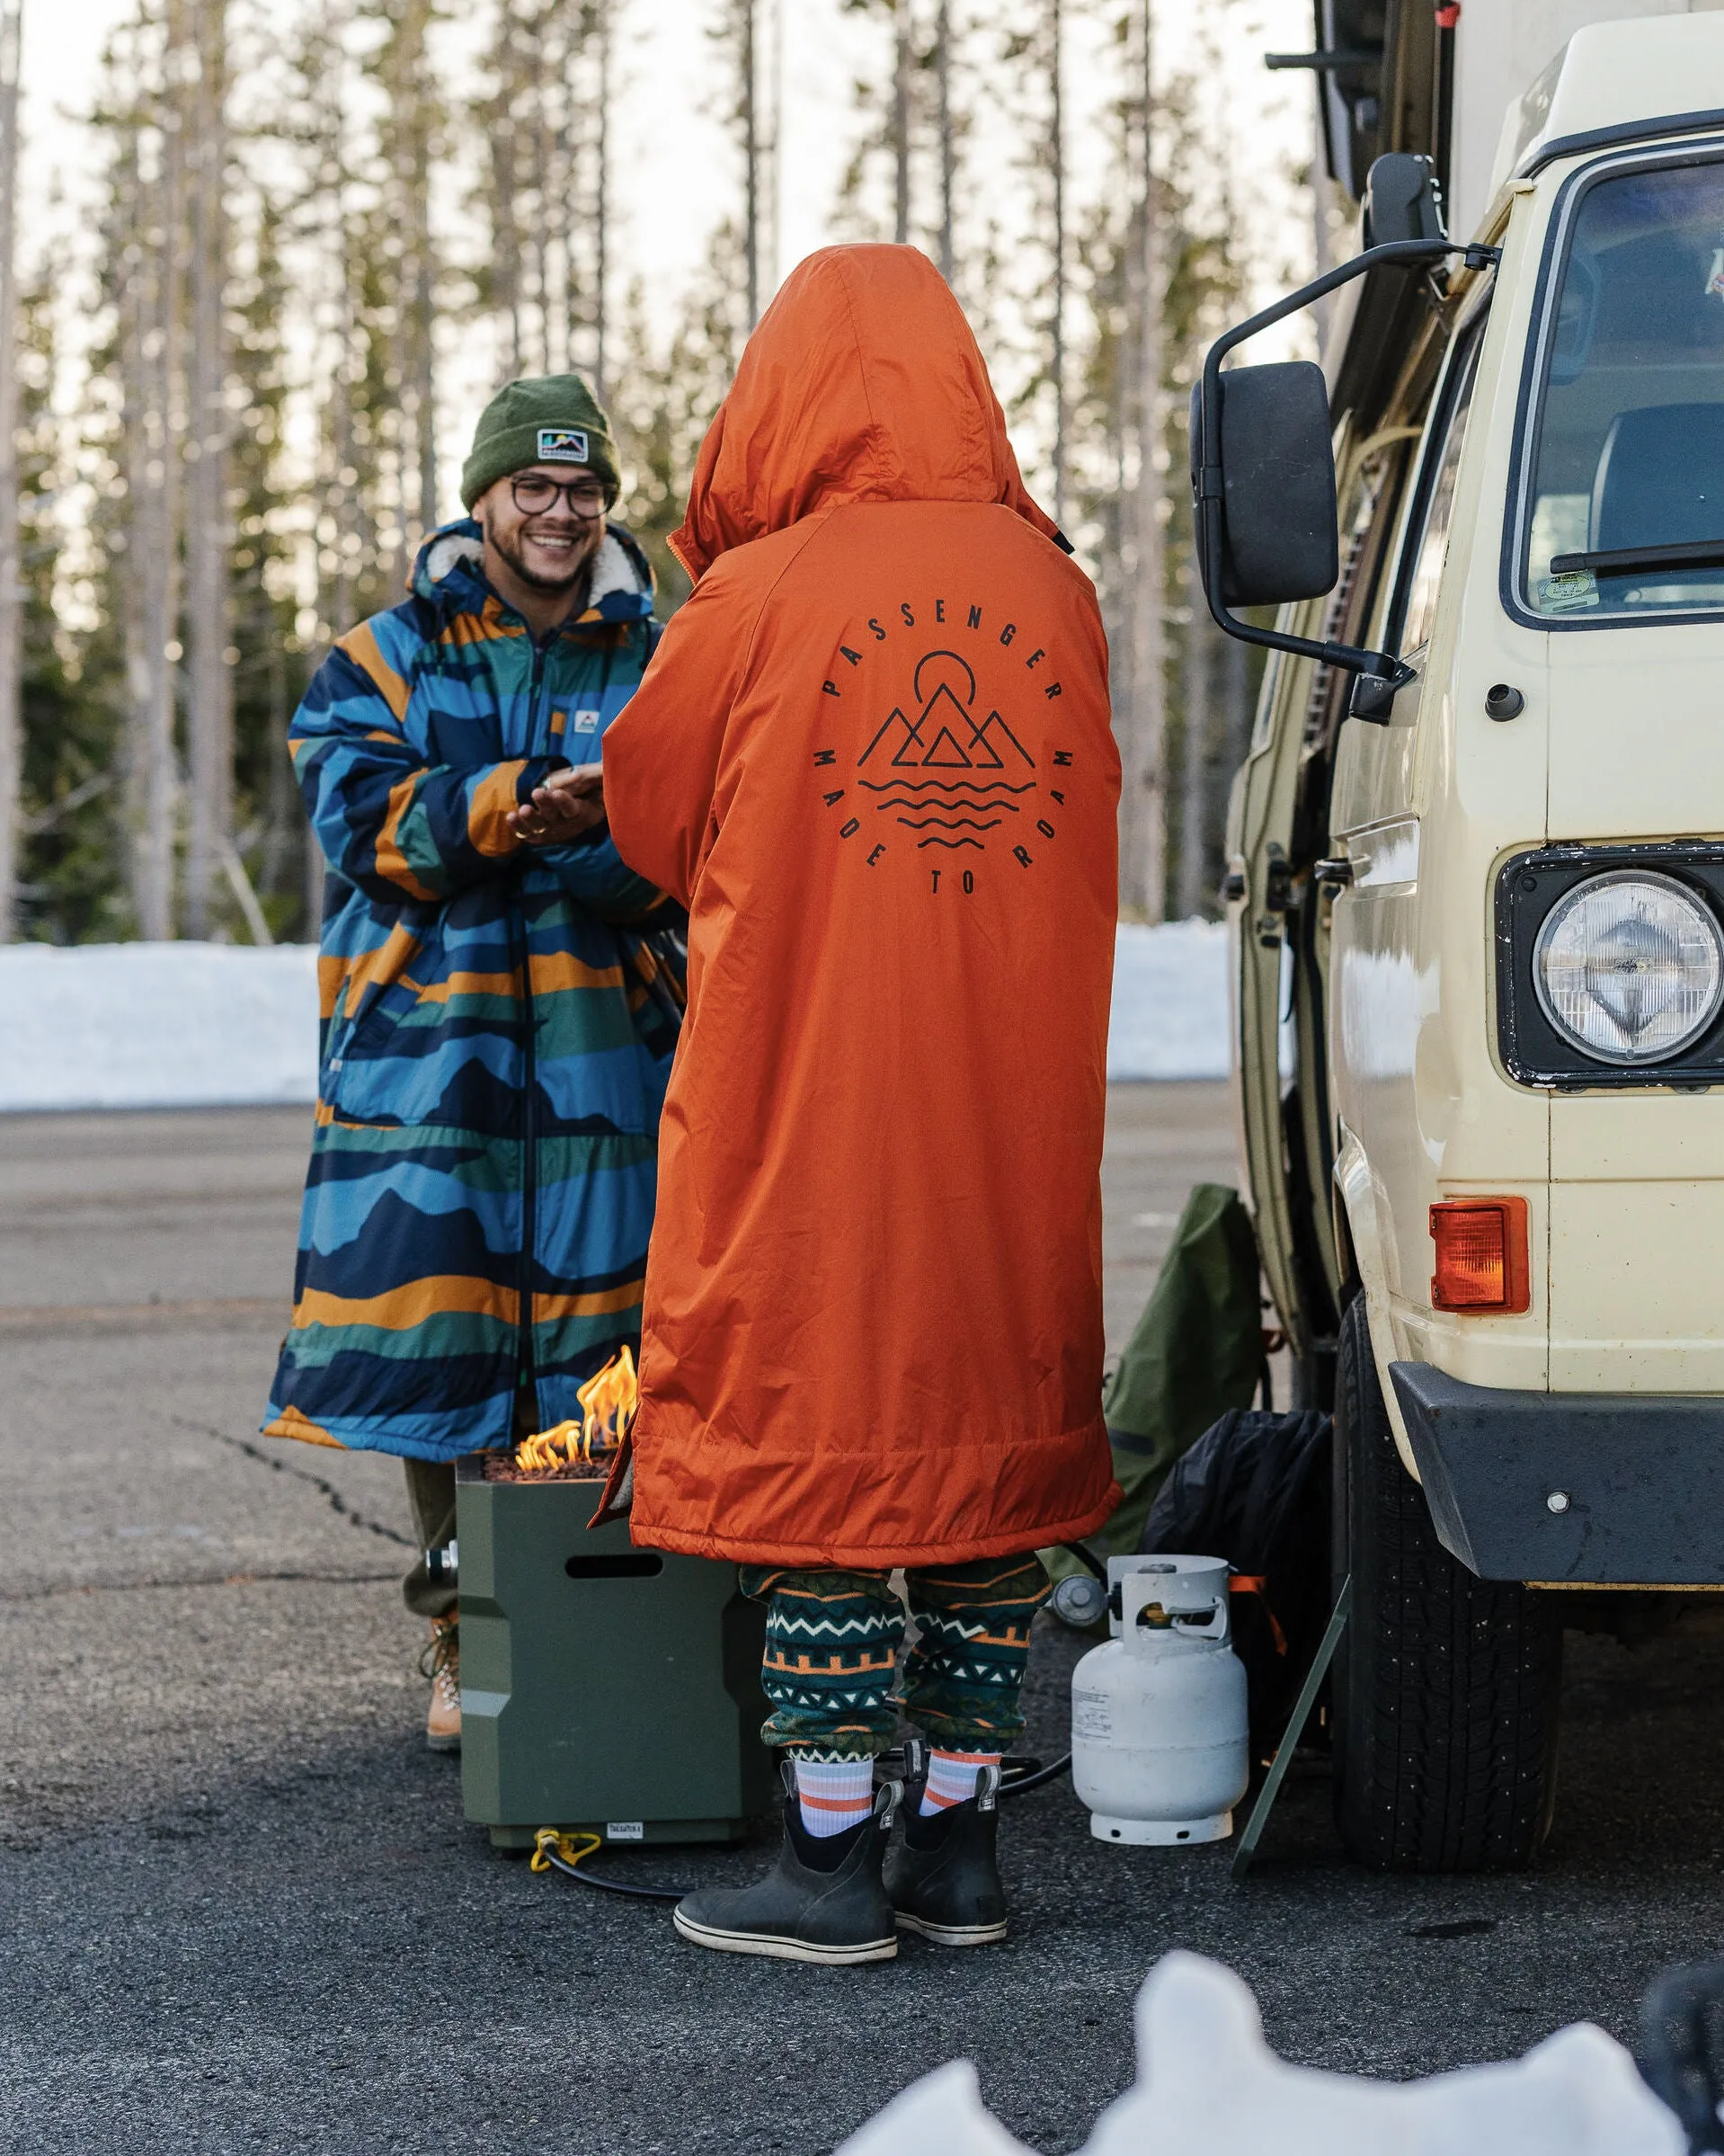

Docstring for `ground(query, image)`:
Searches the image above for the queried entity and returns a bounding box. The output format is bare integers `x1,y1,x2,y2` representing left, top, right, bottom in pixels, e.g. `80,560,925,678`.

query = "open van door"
1224,421,1422,1405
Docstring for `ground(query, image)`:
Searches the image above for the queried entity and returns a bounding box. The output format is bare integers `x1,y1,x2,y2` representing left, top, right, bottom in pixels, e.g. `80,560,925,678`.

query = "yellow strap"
529,1827,602,1873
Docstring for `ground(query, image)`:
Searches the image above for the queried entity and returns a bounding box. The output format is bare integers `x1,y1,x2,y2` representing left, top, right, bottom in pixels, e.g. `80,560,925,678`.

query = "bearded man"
264,377,683,1752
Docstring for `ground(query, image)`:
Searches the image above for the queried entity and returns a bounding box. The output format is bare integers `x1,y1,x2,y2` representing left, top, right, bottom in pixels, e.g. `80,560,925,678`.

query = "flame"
512,1344,639,1475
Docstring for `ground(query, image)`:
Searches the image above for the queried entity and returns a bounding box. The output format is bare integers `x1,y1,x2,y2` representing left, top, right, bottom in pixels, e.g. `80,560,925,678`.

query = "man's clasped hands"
507,762,607,847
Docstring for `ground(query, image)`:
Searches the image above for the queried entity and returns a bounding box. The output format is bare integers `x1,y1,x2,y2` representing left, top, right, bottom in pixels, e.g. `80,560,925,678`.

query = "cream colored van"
1201,15,1724,1871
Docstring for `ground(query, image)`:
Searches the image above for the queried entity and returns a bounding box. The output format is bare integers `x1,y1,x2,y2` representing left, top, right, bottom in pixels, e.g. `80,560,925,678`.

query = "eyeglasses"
511,473,608,518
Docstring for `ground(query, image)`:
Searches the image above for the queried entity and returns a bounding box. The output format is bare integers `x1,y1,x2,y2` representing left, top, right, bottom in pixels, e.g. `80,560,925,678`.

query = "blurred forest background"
0,0,1310,947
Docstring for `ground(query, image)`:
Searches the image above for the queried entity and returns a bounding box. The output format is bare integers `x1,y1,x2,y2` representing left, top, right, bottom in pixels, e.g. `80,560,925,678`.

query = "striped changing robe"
263,519,681,1462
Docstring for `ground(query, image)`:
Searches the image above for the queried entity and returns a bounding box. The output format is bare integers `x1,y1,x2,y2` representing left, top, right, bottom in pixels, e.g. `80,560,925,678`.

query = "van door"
1327,312,1487,1358
1228,423,1419,1400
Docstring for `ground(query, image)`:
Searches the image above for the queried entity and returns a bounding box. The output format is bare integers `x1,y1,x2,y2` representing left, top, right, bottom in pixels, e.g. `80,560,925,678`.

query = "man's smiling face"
477,463,608,598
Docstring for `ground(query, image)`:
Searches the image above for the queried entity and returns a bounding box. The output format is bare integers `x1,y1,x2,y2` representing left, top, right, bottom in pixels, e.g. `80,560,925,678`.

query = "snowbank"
0,942,322,1112
1107,920,1230,1082
0,924,1230,1112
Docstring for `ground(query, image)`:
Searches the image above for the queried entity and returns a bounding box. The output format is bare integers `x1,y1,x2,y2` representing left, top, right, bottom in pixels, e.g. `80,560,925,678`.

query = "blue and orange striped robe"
263,521,682,1461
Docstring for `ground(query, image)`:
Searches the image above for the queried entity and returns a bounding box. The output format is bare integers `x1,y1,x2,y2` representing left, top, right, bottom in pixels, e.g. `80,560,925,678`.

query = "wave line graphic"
873,796,1020,814
893,815,1002,832
917,836,985,851
858,778,1036,794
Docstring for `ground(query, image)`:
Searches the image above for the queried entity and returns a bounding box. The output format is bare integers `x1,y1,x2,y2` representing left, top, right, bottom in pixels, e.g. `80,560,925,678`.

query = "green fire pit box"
455,1457,773,1850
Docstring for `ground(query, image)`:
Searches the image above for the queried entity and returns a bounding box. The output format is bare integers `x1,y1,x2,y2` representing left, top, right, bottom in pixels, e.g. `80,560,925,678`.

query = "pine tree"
228,182,308,940
93,2,185,942
285,0,384,646
1069,17,1250,921
183,0,232,939
0,0,20,940
363,0,446,579
710,0,769,326
933,0,955,280
608,248,747,618
15,257,121,943
1000,2,1069,528
473,0,610,389
835,1,968,277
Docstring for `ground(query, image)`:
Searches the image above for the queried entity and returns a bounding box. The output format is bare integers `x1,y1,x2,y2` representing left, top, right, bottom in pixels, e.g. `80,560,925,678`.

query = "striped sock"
795,1757,875,1839
921,1749,1000,1815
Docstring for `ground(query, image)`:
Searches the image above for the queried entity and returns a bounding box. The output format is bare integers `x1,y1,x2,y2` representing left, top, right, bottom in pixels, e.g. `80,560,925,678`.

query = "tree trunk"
742,0,759,327
1048,0,1065,530
0,0,21,942
1220,610,1251,867
764,0,781,303
184,0,231,940
1177,578,1211,921
413,211,436,536
379,3,437,577
129,2,187,943
934,0,954,282
493,4,523,376
1124,0,1166,922
594,4,610,395
892,0,911,246
1311,77,1337,362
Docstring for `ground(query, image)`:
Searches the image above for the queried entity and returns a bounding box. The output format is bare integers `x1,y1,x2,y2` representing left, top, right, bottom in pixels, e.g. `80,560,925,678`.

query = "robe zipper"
518,636,549,1429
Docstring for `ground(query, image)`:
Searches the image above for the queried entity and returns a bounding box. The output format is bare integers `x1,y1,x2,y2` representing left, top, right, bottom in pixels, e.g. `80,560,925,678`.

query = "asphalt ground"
3,1086,1720,2153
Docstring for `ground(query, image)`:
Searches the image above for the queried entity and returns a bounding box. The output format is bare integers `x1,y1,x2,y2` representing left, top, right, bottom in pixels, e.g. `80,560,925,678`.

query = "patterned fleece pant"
739,1555,1051,1762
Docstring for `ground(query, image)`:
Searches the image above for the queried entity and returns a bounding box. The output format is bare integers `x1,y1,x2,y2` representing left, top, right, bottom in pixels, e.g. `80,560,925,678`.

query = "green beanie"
460,374,621,511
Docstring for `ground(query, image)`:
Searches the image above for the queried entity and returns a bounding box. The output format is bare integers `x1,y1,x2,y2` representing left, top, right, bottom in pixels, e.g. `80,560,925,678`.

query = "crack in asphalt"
1,1568,402,1603
172,1417,416,1550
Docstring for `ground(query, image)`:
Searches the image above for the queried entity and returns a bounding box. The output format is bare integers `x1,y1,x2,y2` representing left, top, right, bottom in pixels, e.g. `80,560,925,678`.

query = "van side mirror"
1187,361,1338,608
1187,227,1499,701
1362,154,1445,248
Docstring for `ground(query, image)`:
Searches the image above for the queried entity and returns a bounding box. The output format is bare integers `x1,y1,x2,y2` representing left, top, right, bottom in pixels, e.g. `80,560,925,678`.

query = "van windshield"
1524,156,1724,620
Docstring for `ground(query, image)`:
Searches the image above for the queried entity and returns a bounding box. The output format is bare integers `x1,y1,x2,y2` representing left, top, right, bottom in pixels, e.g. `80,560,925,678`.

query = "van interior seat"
1591,402,1724,552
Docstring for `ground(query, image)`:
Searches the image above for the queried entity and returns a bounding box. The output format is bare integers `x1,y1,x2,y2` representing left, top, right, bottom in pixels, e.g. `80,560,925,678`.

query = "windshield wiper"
1551,540,1724,577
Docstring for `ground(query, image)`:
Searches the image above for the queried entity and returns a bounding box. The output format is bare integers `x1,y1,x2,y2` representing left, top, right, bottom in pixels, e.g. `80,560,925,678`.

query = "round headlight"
1533,870,1724,1065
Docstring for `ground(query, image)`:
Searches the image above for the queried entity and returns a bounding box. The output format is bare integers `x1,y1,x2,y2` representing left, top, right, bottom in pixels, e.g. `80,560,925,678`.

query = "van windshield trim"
1503,140,1724,635
1519,111,1724,185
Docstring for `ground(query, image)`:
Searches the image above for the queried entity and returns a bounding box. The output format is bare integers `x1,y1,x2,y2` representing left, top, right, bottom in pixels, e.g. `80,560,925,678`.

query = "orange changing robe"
602,244,1122,1568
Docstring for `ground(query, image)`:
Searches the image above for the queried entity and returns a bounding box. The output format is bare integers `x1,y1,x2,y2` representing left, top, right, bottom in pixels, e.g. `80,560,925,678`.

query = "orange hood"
670,244,1060,582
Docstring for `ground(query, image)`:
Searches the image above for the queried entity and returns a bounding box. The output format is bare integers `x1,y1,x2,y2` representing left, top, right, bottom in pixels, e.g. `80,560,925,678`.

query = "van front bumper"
1389,1362,1724,1585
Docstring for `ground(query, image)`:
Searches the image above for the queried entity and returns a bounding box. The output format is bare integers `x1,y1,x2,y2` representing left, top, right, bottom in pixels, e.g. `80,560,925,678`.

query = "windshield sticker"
1537,568,1599,612
1707,246,1724,300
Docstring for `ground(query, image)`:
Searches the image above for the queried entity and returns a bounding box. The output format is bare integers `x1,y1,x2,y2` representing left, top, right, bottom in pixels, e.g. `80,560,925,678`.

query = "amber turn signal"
1429,1197,1531,1314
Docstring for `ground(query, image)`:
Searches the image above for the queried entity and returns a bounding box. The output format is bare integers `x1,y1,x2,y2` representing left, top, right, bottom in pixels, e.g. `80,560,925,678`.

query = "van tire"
1331,1293,1561,1871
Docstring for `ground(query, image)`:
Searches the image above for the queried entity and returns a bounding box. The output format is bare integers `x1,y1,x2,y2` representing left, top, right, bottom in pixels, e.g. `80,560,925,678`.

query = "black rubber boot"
884,1742,1008,1947
673,1771,902,1965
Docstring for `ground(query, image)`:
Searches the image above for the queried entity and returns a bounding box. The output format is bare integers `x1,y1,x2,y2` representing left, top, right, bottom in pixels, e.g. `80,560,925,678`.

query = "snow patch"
1108,920,1231,1082
0,942,321,1112
0,924,1231,1112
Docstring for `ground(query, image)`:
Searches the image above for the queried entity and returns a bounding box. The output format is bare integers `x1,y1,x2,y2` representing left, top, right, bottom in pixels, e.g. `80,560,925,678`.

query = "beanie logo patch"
537,427,590,463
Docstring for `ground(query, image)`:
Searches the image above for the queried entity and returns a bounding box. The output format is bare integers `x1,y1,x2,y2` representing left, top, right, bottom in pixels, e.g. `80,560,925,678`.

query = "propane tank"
1070,1555,1249,1846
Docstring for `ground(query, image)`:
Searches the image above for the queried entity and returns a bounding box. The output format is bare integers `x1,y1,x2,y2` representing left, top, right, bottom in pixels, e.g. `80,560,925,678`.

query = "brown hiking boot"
422,1615,460,1752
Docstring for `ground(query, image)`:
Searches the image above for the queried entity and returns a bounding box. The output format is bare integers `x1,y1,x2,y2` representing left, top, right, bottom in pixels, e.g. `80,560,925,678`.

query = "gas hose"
530,1754,1072,1904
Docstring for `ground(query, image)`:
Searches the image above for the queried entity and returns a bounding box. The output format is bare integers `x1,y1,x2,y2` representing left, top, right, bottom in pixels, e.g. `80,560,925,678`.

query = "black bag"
1141,1407,1332,1753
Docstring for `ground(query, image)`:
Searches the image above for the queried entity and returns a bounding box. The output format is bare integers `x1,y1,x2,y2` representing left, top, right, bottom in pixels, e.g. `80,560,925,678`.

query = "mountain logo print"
857,651,1035,851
